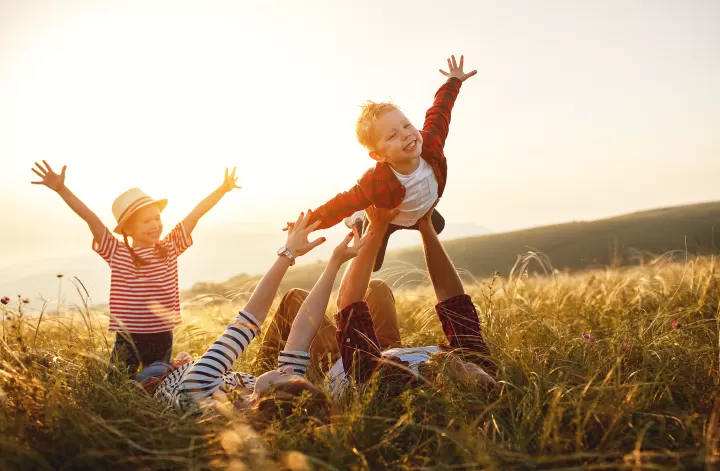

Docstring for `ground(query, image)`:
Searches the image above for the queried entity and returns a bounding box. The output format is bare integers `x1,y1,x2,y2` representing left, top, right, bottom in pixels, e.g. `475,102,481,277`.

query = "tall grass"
1,254,719,470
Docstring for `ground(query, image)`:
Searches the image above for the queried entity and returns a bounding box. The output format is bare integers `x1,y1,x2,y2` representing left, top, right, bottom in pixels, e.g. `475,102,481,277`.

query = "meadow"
1,252,719,470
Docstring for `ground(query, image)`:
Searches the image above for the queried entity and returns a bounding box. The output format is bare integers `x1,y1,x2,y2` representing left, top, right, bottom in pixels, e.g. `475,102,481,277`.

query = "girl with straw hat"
31,161,241,376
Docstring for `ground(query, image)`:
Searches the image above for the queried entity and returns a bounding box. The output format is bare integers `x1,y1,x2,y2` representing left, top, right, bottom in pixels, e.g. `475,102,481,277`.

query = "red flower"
672,320,680,330
22,297,30,304
621,343,629,351
0,296,9,305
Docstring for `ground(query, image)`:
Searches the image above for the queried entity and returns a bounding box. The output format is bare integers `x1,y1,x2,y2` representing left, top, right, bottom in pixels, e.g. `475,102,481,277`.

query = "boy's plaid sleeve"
436,294,496,374
422,77,462,149
310,184,371,230
335,301,383,384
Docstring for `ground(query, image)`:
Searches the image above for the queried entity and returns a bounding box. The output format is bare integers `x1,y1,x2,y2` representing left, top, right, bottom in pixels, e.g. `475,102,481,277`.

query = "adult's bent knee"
281,288,310,305
368,279,394,300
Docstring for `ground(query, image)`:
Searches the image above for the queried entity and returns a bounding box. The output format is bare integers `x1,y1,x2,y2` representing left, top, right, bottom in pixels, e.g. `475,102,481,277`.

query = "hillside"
188,201,720,296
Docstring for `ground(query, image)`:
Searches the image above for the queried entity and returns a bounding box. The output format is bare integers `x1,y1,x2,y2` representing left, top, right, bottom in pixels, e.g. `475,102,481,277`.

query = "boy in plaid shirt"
294,55,477,271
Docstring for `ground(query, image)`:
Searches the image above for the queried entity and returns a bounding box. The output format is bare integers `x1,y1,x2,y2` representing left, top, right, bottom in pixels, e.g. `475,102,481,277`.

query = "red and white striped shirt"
93,223,193,333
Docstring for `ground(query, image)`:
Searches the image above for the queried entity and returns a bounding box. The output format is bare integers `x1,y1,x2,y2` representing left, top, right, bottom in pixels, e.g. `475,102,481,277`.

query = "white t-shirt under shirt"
326,346,439,396
390,158,439,227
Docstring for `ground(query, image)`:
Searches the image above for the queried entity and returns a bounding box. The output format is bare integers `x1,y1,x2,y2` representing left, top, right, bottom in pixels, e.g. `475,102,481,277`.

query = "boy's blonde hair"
356,101,400,151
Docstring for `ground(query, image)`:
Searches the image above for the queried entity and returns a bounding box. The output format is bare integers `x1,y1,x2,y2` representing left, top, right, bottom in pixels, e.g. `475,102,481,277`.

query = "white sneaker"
344,210,366,229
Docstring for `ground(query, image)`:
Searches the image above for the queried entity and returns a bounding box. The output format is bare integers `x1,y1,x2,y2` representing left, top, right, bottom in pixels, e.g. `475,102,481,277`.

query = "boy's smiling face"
369,109,423,167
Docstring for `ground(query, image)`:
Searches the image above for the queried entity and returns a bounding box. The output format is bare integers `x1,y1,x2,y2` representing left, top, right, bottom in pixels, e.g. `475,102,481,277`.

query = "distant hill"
188,201,720,296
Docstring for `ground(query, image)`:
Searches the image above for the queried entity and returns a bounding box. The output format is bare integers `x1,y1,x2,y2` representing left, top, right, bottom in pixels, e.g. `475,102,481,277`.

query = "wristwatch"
277,246,295,265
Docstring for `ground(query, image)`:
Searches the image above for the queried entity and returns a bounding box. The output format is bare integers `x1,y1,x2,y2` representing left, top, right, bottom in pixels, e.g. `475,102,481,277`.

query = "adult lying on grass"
137,211,366,423
254,275,401,376
257,205,496,396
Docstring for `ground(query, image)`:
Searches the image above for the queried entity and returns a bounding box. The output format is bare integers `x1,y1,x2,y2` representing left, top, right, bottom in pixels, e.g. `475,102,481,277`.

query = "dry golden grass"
1,253,719,470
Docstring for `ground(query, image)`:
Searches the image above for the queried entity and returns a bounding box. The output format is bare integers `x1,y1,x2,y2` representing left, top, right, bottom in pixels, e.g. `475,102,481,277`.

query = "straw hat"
112,188,168,234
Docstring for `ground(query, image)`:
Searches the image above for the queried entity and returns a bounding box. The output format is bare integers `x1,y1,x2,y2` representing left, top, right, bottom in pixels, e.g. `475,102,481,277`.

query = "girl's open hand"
221,167,242,193
31,160,66,192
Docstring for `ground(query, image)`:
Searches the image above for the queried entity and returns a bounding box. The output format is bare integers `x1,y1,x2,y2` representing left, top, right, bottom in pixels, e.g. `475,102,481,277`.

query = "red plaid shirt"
310,77,463,230
335,294,494,385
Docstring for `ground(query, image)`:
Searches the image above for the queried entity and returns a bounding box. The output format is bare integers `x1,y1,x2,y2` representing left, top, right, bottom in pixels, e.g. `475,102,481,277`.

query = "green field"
1,251,719,469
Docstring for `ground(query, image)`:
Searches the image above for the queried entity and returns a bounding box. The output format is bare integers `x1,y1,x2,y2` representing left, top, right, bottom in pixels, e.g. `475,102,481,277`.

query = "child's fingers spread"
439,69,449,76
33,162,46,174
459,55,464,69
42,160,54,173
61,165,67,176
447,58,452,70
31,168,43,178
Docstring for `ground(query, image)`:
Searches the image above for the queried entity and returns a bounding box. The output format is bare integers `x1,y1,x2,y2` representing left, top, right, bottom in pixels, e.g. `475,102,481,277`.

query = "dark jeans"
109,330,174,377
370,208,446,272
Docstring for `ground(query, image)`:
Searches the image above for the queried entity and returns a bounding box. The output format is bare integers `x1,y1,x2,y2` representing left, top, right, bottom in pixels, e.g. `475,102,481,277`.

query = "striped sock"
278,350,310,377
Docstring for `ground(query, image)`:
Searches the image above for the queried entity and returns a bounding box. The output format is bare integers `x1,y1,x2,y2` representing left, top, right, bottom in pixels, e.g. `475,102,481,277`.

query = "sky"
1,0,719,269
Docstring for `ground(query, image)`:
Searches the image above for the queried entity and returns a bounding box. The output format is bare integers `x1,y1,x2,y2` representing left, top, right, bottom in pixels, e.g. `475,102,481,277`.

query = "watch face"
277,246,286,256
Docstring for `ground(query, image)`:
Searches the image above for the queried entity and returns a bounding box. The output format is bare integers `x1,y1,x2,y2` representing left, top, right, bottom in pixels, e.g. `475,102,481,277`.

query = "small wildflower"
22,297,30,304
621,342,629,351
672,320,680,330
583,333,591,340
0,296,9,305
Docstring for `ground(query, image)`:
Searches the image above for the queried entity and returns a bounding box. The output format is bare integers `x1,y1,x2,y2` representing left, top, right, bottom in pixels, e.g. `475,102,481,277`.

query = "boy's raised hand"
31,160,66,192
439,55,477,82
220,167,242,193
